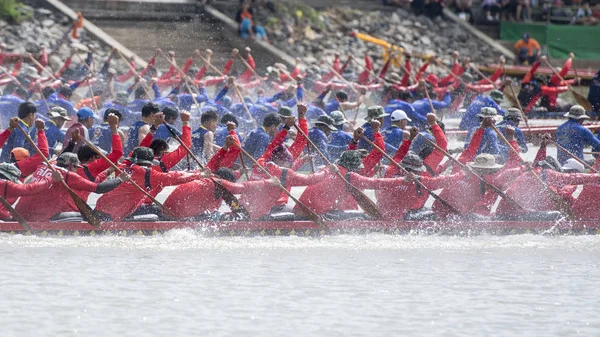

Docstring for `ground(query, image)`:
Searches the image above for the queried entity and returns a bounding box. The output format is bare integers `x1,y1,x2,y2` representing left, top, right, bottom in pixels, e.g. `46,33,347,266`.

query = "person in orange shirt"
71,12,84,41
514,33,540,65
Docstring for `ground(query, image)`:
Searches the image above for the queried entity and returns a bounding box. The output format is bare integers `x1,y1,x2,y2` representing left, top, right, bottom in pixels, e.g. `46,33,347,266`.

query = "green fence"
500,22,600,60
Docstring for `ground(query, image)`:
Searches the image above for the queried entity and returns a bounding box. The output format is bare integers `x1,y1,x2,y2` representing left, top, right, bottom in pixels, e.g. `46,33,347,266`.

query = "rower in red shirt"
16,152,126,221
0,118,50,180
94,147,203,220
0,163,55,220
570,155,600,219
294,150,404,216
432,118,521,218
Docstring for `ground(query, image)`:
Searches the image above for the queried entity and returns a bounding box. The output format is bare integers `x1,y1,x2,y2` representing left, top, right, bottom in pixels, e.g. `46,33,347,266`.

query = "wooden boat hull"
479,64,596,81
1,220,599,236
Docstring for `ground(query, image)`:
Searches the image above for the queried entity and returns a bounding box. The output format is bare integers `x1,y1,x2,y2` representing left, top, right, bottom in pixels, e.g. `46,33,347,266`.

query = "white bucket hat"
468,154,504,171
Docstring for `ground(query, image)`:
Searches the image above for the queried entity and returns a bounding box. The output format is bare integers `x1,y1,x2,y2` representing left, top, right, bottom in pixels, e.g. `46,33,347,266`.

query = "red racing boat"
0,220,599,236
446,123,600,143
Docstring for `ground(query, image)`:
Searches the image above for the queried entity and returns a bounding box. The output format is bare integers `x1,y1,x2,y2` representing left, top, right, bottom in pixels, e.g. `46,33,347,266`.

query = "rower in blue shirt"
91,108,123,153
557,105,600,164
383,91,418,130
176,83,208,112
33,87,56,118
39,107,70,155
324,91,362,114
459,90,506,131
357,106,389,152
309,115,337,164
411,91,451,126
192,110,219,164
463,107,501,157
0,85,27,129
382,109,410,155
215,114,243,147
201,77,234,117
154,106,181,142
47,86,77,117
124,102,160,155
0,102,37,162
127,86,152,115
242,112,282,160
102,91,133,125
328,111,352,160
496,108,528,163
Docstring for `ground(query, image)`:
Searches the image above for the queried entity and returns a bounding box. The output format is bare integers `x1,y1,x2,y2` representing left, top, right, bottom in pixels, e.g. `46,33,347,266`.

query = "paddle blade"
571,89,593,112
505,86,520,108
0,196,30,231
66,187,101,228
290,195,328,231
213,180,251,219
347,184,383,220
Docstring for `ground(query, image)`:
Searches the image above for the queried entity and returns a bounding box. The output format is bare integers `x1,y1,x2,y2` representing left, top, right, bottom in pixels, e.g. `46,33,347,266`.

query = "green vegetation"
0,0,25,23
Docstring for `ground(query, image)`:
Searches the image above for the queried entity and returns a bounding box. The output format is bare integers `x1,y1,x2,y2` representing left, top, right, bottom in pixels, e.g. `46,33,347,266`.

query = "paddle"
236,48,262,81
27,53,57,81
470,63,499,88
0,192,30,231
542,57,592,111
164,56,204,116
115,49,154,99
294,123,383,219
324,61,361,95
16,124,102,227
361,134,461,215
506,81,532,132
490,123,573,215
554,143,598,173
80,136,178,218
236,145,328,230
417,133,527,211
349,56,387,85
196,53,257,128
161,121,250,219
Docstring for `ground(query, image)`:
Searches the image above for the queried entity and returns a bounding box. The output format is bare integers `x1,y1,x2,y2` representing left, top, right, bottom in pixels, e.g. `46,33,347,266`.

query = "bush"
0,0,24,23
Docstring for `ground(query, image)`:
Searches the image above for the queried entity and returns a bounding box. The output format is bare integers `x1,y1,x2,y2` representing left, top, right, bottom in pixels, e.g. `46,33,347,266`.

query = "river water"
1,232,599,336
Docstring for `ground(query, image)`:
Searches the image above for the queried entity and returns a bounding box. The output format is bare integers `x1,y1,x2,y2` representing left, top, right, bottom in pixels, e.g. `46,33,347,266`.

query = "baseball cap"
10,148,30,162
390,110,411,122
77,107,95,120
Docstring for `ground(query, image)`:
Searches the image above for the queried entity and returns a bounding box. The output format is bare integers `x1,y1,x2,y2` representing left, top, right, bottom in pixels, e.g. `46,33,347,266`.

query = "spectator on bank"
448,0,474,23
514,33,540,65
235,0,268,41
516,0,531,21
573,2,598,24
482,0,501,20
551,0,574,18
500,0,517,20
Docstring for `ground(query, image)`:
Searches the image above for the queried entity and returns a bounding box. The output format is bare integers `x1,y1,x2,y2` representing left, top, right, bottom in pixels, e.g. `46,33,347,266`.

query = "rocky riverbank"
224,4,499,72
0,3,126,73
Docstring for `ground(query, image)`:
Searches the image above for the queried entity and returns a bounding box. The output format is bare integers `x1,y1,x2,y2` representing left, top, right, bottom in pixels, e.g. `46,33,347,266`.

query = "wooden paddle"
162,122,250,219
554,143,598,173
80,137,178,218
115,49,154,99
490,123,573,216
236,145,328,231
294,124,383,219
236,49,262,81
16,124,102,227
0,192,30,231
27,53,57,81
196,54,257,128
349,56,387,85
542,58,592,111
324,61,361,95
361,135,461,215
417,133,527,211
469,63,499,88
164,56,203,115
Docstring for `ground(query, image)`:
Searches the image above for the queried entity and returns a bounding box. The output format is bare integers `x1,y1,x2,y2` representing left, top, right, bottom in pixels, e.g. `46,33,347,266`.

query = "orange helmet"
10,148,30,162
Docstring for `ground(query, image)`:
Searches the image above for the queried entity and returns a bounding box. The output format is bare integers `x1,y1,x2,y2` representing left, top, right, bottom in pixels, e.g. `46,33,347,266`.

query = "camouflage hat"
401,152,426,172
48,106,72,120
56,152,82,168
0,163,22,183
564,105,589,120
115,91,129,105
330,111,348,126
315,115,337,131
490,90,504,103
477,107,498,118
505,108,522,120
461,72,474,83
365,105,389,122
127,147,159,166
277,106,293,117
337,150,365,171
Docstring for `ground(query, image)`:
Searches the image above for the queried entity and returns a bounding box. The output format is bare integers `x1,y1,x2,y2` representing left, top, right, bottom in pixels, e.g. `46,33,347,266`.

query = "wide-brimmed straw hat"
468,154,503,171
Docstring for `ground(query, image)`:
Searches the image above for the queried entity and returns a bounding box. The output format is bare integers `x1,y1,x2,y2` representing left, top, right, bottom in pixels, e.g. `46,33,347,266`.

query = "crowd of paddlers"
1,33,600,227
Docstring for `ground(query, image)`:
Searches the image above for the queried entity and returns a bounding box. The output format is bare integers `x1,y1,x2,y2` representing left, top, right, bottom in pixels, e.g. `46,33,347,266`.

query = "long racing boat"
1,219,599,236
